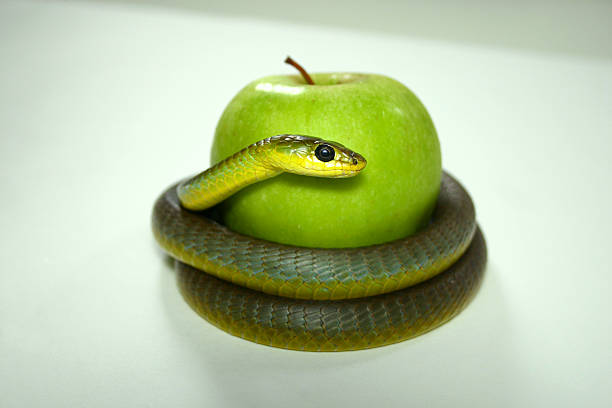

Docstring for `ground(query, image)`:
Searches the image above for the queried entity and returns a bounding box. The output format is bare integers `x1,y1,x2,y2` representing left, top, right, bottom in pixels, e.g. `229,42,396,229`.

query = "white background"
1,1,610,407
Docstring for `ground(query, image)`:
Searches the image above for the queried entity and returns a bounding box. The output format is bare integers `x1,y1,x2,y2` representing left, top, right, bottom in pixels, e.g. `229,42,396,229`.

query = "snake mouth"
327,165,365,178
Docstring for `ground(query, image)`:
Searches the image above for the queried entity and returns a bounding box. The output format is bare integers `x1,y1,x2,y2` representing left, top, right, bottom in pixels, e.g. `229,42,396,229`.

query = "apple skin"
211,73,441,248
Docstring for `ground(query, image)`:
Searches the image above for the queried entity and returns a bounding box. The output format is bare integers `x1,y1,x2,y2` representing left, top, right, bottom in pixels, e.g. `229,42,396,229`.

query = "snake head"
266,134,367,178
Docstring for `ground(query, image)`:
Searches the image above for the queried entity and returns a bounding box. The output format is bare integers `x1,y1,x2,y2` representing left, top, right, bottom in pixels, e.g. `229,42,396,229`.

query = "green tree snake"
152,134,486,351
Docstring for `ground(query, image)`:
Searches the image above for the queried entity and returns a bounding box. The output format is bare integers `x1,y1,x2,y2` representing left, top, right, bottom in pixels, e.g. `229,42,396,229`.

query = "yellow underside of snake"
152,135,486,351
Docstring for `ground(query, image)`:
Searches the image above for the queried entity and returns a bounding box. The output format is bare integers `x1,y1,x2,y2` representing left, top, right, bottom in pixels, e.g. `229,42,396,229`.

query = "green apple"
211,73,441,248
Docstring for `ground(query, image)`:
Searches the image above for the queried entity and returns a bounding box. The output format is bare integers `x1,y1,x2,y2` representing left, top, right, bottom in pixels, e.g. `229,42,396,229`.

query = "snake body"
152,135,486,351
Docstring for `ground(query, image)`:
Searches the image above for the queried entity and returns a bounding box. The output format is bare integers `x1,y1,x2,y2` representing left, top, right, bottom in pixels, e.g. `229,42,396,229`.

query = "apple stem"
284,56,315,85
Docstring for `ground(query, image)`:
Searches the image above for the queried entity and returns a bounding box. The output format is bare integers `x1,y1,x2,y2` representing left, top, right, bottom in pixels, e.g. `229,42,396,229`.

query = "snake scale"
152,135,486,351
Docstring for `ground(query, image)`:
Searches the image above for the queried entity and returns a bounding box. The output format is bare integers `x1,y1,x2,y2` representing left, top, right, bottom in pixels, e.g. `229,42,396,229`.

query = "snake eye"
315,144,335,162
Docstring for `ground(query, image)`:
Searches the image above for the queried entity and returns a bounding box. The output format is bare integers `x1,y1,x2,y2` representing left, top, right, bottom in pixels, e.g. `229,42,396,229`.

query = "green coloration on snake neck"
177,135,366,211
152,134,486,351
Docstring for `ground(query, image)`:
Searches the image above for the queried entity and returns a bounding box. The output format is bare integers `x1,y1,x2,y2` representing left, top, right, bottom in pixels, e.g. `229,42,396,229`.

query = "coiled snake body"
152,135,486,351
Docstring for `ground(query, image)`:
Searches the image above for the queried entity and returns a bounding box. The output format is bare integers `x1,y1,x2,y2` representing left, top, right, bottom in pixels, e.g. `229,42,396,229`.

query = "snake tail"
176,228,486,352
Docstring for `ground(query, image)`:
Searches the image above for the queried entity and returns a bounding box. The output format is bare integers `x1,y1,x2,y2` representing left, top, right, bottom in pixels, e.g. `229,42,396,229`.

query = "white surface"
1,1,611,407
97,0,612,59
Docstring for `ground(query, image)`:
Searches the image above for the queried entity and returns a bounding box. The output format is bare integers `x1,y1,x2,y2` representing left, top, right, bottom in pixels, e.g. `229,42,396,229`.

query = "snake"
152,134,486,351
